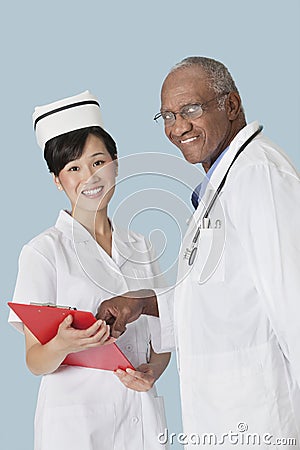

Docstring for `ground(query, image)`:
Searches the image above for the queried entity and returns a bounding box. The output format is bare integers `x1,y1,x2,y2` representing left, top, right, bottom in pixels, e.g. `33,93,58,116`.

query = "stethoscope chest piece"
188,247,198,266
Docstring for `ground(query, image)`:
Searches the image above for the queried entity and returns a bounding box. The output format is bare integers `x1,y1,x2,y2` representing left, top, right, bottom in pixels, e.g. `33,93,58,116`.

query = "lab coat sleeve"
230,161,300,386
8,244,57,333
148,288,176,353
145,240,176,352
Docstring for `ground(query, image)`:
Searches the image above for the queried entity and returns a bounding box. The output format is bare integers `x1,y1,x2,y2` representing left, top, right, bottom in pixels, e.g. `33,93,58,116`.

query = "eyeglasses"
153,93,228,127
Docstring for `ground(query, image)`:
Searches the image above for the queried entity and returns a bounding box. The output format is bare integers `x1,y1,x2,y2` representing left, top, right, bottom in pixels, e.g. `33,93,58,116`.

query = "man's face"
161,66,235,171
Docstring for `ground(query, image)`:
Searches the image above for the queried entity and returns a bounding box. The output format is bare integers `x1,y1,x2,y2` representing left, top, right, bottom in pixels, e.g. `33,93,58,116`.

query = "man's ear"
225,91,242,120
53,174,63,191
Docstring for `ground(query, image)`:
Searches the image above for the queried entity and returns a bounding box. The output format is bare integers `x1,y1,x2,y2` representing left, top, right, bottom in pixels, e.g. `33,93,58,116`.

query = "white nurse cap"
32,90,104,150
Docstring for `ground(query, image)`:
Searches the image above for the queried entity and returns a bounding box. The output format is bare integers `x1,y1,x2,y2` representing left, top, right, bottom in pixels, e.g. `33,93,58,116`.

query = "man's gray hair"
170,56,240,109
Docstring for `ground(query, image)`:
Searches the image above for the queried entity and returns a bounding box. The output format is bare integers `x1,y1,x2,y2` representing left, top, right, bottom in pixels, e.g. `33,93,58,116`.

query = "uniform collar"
55,210,136,245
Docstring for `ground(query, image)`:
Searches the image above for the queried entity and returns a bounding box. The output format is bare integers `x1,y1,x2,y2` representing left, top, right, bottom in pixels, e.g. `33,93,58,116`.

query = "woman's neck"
71,207,112,253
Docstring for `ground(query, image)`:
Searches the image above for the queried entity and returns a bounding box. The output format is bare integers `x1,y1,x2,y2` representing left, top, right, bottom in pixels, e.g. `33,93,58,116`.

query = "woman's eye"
68,166,79,172
93,160,105,166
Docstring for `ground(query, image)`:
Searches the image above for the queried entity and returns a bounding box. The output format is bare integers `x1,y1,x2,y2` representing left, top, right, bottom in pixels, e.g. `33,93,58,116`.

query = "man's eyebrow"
161,99,201,111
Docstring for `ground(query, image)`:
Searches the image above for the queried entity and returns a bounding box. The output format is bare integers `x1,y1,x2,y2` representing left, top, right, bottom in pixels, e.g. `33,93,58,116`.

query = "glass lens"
181,103,203,119
161,111,175,125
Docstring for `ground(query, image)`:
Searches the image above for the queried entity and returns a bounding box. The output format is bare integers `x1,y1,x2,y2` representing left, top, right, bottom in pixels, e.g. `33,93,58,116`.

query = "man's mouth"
179,136,199,144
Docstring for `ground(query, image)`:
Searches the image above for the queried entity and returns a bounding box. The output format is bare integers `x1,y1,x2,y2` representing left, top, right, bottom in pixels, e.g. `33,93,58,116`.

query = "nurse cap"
32,90,103,150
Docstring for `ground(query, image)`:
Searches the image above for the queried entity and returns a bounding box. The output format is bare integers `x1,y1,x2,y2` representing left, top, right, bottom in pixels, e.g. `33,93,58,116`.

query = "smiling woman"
48,130,118,231
8,90,170,450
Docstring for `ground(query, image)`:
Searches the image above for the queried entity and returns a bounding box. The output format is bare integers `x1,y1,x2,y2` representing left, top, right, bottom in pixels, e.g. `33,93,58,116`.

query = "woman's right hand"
25,315,116,376
53,314,115,354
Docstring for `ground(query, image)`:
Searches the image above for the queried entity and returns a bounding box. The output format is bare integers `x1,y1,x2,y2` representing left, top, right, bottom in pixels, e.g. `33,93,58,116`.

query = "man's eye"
161,112,174,121
185,104,201,114
68,166,79,172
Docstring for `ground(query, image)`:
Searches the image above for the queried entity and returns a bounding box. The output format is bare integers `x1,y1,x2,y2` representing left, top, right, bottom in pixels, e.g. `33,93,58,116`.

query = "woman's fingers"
81,322,116,347
58,314,73,330
114,368,155,392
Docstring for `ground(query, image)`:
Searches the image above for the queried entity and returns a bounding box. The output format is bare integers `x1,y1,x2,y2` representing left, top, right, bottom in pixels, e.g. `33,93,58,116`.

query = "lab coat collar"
112,227,138,268
55,210,93,243
209,121,261,190
192,121,261,224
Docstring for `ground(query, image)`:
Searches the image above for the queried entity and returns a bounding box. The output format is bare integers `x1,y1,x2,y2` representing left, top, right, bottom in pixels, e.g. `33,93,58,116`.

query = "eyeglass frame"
153,93,229,126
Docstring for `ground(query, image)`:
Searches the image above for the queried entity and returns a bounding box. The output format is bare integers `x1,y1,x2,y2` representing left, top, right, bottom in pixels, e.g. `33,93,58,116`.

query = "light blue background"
1,1,299,449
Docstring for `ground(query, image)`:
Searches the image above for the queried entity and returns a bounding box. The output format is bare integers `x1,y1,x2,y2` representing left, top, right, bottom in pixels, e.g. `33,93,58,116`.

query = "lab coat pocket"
141,393,168,449
41,403,116,450
152,395,167,432
192,228,225,284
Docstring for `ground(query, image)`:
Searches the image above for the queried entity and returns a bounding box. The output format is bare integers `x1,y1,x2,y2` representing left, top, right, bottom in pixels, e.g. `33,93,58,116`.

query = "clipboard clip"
30,302,77,310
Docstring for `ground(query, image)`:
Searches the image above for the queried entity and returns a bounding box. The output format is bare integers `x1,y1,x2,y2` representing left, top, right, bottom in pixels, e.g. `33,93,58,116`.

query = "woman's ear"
52,174,63,191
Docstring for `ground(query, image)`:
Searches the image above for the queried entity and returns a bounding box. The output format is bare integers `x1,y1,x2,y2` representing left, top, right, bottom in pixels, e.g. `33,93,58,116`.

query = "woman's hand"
115,346,171,392
25,315,115,376
53,314,114,354
114,363,159,392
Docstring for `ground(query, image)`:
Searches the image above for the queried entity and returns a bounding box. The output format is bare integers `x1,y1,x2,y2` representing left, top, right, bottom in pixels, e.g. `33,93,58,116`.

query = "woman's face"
54,134,117,215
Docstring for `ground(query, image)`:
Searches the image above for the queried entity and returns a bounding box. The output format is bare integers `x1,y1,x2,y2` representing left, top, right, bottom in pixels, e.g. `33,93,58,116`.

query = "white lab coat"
150,122,300,448
9,211,167,450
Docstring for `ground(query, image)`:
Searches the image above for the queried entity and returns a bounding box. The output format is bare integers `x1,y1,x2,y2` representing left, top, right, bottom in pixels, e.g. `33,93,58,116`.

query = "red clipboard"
8,302,134,371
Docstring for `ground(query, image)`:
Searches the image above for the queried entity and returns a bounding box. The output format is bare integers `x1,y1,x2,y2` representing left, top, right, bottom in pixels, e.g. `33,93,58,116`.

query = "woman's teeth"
82,186,103,196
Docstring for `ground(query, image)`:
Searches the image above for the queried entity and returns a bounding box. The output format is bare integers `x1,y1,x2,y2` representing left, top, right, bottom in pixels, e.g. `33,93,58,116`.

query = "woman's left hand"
115,363,157,392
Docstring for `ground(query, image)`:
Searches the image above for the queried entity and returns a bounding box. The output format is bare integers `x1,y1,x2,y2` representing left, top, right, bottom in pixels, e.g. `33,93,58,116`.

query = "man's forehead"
161,67,211,106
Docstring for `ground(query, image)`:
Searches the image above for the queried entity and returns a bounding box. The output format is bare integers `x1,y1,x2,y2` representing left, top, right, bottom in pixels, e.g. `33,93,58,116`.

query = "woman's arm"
115,345,171,392
25,315,113,375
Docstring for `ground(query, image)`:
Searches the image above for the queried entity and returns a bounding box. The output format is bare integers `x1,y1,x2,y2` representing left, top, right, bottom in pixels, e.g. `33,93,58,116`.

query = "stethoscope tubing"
188,125,263,266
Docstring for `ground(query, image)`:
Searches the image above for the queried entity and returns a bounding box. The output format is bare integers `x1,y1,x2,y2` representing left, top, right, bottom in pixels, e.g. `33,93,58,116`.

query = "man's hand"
96,290,158,338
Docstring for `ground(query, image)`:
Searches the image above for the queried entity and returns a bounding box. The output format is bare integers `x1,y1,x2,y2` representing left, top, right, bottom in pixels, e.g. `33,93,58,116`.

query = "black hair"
44,126,117,176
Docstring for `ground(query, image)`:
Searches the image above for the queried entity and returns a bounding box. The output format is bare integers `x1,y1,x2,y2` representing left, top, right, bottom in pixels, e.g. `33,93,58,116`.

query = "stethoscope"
184,125,263,266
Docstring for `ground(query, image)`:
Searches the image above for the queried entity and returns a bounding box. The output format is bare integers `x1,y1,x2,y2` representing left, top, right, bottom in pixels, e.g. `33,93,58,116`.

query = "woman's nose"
82,166,101,183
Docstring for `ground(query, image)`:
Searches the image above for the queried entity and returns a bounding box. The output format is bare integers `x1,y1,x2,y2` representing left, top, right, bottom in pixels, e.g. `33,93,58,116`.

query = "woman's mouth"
81,186,104,198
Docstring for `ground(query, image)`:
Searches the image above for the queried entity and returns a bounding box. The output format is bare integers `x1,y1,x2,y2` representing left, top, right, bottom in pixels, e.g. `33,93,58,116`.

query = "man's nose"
169,114,193,136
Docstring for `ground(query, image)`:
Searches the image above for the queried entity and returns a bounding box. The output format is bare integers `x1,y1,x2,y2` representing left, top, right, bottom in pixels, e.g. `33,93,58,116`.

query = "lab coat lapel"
179,122,261,280
209,121,261,189
69,220,131,295
190,121,261,227
112,226,136,268
74,239,127,297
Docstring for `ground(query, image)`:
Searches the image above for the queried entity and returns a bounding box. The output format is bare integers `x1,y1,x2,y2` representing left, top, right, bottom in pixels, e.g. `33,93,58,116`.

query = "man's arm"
96,289,159,338
231,161,300,385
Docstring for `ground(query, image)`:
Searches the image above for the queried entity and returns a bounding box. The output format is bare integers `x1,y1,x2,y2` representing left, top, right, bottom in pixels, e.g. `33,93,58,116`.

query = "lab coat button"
132,416,139,424
125,344,133,351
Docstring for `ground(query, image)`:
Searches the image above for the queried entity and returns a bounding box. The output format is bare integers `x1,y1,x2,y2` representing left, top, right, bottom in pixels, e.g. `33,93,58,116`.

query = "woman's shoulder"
113,224,149,246
26,225,62,247
22,221,65,262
